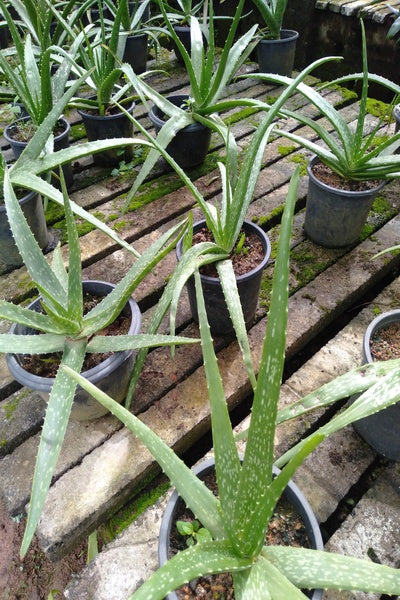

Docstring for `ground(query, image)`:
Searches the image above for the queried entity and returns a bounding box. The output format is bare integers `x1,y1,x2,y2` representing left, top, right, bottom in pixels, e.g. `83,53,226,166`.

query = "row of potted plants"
0,0,400,597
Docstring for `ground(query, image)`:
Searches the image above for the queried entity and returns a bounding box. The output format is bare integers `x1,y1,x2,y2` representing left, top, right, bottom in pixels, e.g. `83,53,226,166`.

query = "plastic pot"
6,280,142,421
149,94,211,169
122,33,148,74
158,457,323,600
78,102,135,167
304,155,385,248
257,29,299,77
4,116,73,189
353,309,400,460
0,189,49,267
176,220,271,336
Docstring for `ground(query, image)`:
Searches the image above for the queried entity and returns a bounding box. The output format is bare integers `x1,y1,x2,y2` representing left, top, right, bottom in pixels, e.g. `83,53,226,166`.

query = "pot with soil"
0,188,49,267
78,101,135,167
6,280,142,420
353,309,400,460
304,155,385,248
158,457,324,600
257,29,299,77
3,116,74,189
176,220,271,336
149,95,212,170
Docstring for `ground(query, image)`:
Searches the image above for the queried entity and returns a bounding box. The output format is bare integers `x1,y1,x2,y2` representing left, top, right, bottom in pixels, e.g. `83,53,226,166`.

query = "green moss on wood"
366,98,391,121
99,478,170,543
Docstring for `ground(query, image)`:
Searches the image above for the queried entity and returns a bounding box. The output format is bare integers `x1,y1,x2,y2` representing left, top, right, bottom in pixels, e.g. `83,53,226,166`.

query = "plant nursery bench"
0,52,399,599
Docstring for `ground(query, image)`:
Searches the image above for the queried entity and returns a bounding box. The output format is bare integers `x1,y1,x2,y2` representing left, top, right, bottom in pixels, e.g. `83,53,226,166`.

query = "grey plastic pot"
6,280,142,421
149,94,212,169
257,29,299,77
353,309,400,461
176,220,271,336
304,155,386,248
158,457,324,600
0,189,49,267
4,116,73,189
78,102,135,167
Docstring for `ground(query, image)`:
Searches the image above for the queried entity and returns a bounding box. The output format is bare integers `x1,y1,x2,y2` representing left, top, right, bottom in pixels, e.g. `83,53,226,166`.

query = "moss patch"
366,98,391,121
287,153,308,176
99,477,170,543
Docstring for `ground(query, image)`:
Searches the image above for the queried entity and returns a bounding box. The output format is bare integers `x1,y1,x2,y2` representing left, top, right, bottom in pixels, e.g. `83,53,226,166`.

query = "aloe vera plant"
0,164,199,558
0,0,87,127
64,168,400,598
125,0,259,194
248,20,400,181
68,0,134,115
250,0,290,40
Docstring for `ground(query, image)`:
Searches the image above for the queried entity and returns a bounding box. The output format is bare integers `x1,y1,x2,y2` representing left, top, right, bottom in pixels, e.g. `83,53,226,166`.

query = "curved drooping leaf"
262,545,400,595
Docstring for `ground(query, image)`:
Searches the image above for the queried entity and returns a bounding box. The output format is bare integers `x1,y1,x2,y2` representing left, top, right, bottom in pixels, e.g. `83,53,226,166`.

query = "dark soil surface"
0,498,87,600
311,161,381,191
168,470,311,599
370,321,400,360
193,228,265,278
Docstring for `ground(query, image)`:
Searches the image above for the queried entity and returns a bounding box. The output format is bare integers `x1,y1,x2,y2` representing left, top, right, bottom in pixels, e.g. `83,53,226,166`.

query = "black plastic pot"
0,189,49,267
149,95,211,169
3,116,73,189
78,102,135,167
158,457,323,600
176,220,271,336
304,155,385,248
257,29,299,77
6,280,142,421
122,33,148,74
353,309,400,461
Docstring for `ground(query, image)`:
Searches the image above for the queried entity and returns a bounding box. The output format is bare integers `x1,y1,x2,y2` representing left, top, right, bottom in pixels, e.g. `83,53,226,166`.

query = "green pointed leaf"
0,300,66,334
276,365,400,469
86,333,199,353
20,339,87,558
262,546,400,595
195,270,241,528
0,333,65,354
277,359,400,425
231,169,299,556
3,170,67,312
216,261,256,390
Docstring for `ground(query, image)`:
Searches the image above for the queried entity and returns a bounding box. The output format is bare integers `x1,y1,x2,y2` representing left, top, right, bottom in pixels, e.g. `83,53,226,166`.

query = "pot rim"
259,29,299,43
0,188,37,213
176,219,271,284
6,279,141,391
77,101,135,122
307,154,386,197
